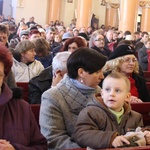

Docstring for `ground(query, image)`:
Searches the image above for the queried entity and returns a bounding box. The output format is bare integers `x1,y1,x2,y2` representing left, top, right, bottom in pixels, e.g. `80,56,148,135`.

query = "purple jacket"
0,83,47,150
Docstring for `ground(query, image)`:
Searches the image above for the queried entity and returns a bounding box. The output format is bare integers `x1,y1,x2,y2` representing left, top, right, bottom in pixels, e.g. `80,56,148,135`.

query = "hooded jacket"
0,83,47,150
74,97,143,149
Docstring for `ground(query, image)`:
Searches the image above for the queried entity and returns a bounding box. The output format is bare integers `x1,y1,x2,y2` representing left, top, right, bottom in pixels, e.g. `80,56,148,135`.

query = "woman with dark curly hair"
60,36,87,53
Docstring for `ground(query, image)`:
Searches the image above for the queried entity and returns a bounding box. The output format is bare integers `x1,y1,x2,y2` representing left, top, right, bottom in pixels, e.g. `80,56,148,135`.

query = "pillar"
119,0,138,33
47,0,61,23
139,1,150,32
76,0,92,28
105,3,119,28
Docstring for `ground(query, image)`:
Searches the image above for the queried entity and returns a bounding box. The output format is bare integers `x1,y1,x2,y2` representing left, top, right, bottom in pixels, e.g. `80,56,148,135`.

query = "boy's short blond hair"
103,72,131,92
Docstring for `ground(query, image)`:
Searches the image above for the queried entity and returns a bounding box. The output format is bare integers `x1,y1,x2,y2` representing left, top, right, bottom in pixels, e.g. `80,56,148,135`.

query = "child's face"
101,77,131,112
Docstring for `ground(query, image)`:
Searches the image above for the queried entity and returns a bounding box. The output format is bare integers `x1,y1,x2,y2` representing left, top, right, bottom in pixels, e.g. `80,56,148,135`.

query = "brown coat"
74,98,143,149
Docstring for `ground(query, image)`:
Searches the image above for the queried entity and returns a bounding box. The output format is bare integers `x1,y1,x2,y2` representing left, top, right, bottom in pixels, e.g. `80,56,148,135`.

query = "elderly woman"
102,44,150,102
40,47,107,149
0,44,47,149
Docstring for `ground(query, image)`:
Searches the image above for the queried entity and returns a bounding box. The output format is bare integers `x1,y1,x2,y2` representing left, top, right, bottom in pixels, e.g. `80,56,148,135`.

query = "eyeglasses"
95,38,104,41
123,58,137,63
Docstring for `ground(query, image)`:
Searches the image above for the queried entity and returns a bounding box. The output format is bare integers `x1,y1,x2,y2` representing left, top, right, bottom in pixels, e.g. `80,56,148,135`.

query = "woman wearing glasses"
101,44,150,102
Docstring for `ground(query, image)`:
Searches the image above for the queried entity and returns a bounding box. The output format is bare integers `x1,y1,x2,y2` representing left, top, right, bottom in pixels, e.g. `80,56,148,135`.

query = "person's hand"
129,96,143,103
112,135,130,148
51,71,63,87
0,139,15,150
144,131,150,145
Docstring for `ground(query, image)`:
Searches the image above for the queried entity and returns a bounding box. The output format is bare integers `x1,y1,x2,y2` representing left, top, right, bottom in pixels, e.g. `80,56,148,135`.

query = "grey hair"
15,40,35,53
52,51,71,74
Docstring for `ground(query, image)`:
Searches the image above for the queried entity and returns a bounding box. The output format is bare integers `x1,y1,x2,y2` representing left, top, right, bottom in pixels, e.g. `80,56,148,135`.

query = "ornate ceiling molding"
109,3,120,9
139,0,150,8
101,0,120,8
17,0,25,7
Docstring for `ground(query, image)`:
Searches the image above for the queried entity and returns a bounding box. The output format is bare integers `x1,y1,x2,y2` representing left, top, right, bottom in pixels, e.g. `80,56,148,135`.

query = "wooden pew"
146,82,150,95
16,82,29,102
29,103,150,131
64,146,150,150
143,71,150,82
131,102,150,126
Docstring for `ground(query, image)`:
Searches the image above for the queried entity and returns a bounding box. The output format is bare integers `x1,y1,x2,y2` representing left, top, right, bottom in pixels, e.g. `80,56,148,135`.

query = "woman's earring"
80,78,83,83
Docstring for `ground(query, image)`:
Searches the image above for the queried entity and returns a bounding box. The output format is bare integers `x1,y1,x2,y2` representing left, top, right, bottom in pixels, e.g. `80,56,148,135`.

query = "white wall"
3,0,12,18
16,0,106,29
15,0,48,27
3,0,142,30
60,0,77,27
3,0,106,29
92,0,106,27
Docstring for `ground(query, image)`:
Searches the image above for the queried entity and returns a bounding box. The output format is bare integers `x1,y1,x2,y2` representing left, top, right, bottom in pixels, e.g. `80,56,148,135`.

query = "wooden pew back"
131,102,150,126
16,82,29,102
143,71,150,82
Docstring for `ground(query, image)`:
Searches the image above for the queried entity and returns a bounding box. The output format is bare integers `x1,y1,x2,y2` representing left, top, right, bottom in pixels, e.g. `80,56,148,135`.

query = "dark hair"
33,38,50,57
9,25,16,32
0,44,13,76
29,29,40,37
124,30,131,36
142,31,148,37
60,37,86,52
67,47,106,79
30,25,38,31
134,31,140,35
0,24,9,36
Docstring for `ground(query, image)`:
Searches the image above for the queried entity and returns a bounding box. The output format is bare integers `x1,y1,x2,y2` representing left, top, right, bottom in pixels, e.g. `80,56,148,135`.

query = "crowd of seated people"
0,14,150,150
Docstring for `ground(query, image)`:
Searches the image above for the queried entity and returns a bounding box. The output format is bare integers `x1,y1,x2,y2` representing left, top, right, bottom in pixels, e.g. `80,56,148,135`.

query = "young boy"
74,72,150,149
